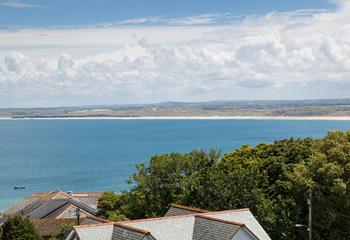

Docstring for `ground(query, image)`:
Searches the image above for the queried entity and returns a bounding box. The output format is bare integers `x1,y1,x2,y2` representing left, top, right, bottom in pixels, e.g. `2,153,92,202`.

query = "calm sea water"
1,119,350,211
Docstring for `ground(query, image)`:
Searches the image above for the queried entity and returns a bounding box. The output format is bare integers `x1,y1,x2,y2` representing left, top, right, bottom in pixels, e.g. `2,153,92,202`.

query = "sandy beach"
1,116,350,120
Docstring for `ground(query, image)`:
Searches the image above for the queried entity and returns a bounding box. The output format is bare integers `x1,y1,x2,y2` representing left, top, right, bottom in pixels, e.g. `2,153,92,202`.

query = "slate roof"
1,190,98,220
67,207,270,240
70,223,156,240
75,223,115,240
124,214,195,240
33,216,109,237
44,203,73,219
1,197,38,216
192,215,242,240
82,215,111,225
112,223,152,240
33,218,78,237
25,198,97,219
33,191,101,205
2,190,102,218
164,204,209,217
1,190,108,239
201,209,270,240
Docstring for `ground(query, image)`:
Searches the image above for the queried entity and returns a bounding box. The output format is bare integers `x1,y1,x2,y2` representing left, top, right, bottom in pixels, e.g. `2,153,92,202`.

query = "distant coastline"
1,116,350,120
2,99,350,120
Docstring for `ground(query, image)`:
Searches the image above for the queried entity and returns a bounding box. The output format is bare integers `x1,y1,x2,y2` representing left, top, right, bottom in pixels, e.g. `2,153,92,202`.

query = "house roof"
164,204,209,217
33,216,109,237
201,209,270,240
32,191,102,209
83,215,111,225
33,218,78,237
113,223,151,240
69,207,270,240
1,197,38,216
75,223,115,240
2,190,99,220
72,223,156,240
192,215,242,240
2,190,102,218
25,198,97,219
123,213,195,240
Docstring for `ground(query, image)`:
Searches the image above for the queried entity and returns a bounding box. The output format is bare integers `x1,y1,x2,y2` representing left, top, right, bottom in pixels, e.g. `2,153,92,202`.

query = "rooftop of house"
164,204,210,217
33,216,109,237
1,190,102,220
0,190,107,238
67,206,271,240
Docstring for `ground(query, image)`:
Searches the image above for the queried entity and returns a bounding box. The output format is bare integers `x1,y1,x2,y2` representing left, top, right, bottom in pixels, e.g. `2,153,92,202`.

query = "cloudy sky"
0,0,349,107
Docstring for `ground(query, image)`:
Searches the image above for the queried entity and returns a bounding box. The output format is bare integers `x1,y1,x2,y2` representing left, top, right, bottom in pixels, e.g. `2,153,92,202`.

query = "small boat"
13,186,25,190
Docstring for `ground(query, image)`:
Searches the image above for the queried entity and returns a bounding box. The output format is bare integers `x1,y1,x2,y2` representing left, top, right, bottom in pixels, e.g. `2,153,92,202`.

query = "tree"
97,150,220,219
97,191,128,221
122,149,221,219
49,224,72,240
291,130,350,240
0,216,41,240
106,211,129,222
97,131,350,240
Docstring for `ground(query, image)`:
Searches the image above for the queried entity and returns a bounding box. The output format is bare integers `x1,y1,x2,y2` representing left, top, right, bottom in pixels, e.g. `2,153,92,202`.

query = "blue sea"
1,119,350,211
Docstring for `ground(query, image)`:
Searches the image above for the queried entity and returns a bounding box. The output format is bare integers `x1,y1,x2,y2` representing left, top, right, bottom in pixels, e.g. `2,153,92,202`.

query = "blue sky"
0,0,349,107
0,0,336,27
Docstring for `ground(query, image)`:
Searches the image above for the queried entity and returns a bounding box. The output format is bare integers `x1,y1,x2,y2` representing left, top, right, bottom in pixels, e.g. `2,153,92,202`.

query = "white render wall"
231,228,259,240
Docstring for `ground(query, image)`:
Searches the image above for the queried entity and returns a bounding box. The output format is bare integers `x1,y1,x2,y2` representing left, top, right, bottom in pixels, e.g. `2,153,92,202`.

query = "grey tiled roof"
201,210,270,240
74,196,100,208
20,191,63,216
2,197,38,216
27,199,69,219
124,214,195,240
33,218,78,237
67,198,97,216
75,224,114,240
2,190,101,218
112,224,148,240
192,215,241,240
164,204,209,217
1,190,99,224
82,215,110,225
66,207,271,240
43,203,74,219
25,198,97,219
122,208,270,240
70,224,156,240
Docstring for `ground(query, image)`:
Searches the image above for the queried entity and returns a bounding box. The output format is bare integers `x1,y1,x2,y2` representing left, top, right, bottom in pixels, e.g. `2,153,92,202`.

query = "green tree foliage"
49,224,72,240
98,130,350,239
97,191,128,221
291,130,350,240
0,216,41,240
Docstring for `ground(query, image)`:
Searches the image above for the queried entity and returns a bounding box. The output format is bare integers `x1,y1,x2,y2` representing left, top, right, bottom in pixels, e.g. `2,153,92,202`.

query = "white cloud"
1,0,44,8
0,1,350,107
165,14,223,25
109,13,234,26
113,17,163,25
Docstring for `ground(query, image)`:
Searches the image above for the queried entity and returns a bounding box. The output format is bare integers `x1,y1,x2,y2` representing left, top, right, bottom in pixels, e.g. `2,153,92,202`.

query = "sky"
0,0,349,107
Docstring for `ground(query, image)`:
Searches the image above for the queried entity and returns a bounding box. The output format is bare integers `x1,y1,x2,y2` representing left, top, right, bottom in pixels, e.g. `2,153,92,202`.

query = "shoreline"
1,116,350,120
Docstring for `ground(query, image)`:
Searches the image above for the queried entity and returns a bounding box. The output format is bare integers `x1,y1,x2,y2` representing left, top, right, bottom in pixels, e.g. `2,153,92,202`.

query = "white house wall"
231,228,259,240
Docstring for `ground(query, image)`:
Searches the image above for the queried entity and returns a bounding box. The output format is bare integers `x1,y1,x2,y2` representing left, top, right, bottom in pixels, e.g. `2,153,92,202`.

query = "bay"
1,119,350,211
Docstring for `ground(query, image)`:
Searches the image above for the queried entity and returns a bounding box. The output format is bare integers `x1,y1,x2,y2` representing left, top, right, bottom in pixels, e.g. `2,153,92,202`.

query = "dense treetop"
0,216,41,240
98,130,350,240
